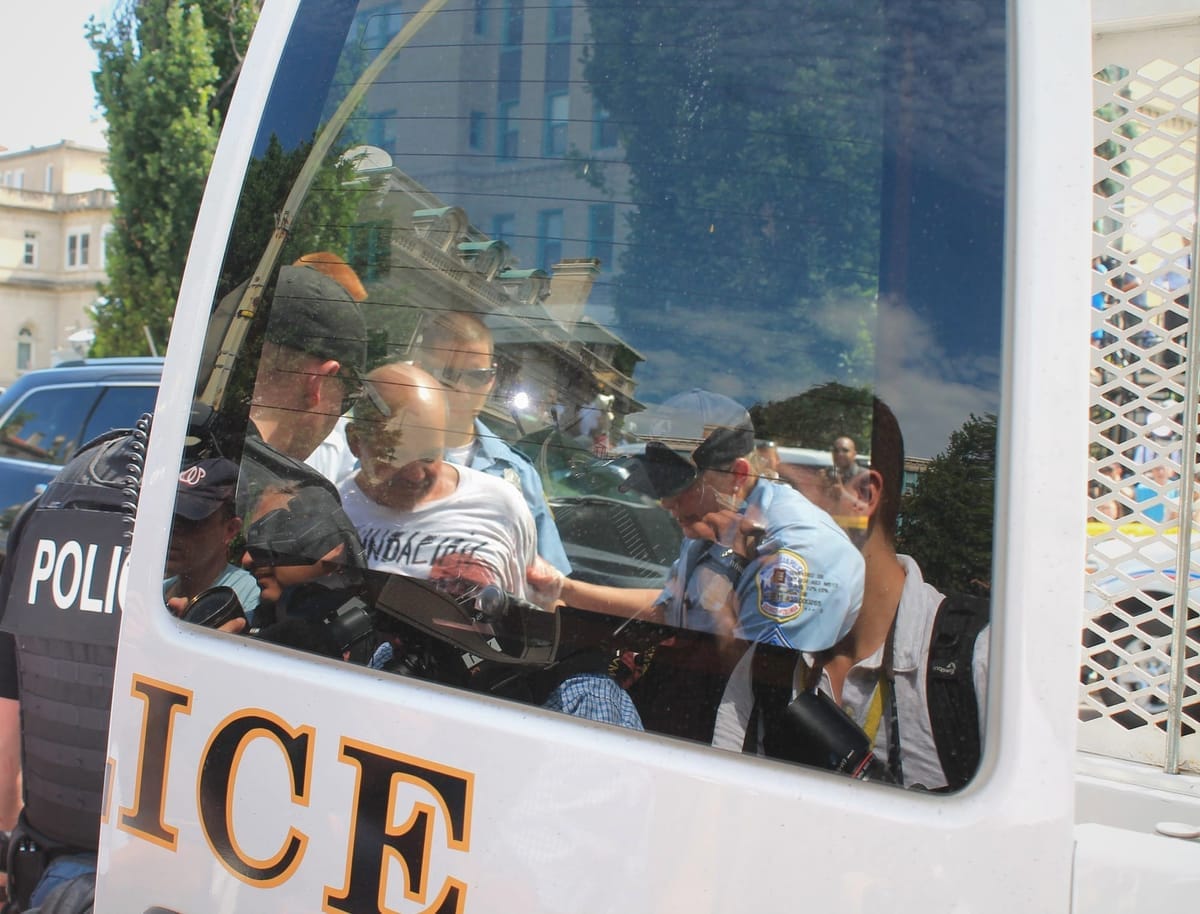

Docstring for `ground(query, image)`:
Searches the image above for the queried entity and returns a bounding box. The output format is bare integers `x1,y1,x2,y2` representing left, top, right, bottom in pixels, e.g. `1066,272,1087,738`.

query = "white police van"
53,0,1200,910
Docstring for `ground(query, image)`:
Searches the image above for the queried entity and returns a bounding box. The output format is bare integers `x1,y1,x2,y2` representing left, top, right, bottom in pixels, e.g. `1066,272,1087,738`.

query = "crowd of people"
0,256,990,909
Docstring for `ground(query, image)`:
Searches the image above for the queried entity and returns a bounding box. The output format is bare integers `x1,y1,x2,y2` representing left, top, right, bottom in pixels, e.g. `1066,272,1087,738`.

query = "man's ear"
305,358,342,408
853,469,885,516
730,456,753,488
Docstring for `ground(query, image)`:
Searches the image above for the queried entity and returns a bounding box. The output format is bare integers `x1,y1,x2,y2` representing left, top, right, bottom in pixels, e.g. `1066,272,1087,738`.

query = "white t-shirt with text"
338,465,537,599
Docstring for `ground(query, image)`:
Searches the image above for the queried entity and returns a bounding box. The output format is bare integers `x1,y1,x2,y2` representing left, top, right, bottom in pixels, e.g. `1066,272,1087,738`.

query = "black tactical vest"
0,417,150,852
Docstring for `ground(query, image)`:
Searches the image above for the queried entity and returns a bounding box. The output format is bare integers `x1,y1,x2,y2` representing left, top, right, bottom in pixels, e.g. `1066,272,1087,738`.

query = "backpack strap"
926,592,990,791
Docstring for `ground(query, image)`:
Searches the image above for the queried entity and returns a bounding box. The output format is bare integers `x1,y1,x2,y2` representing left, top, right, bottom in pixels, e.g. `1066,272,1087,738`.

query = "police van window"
176,0,1005,792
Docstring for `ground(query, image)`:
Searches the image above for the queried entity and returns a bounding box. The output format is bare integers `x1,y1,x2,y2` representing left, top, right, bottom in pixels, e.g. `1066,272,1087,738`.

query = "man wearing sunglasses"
412,310,572,575
239,482,375,662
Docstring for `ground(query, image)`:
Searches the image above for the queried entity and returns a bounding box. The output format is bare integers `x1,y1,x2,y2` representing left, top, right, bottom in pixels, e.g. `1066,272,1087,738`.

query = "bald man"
339,363,642,729
340,362,537,599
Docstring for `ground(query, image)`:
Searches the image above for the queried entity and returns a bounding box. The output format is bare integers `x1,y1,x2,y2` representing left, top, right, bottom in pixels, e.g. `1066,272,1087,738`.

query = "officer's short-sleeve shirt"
655,479,863,651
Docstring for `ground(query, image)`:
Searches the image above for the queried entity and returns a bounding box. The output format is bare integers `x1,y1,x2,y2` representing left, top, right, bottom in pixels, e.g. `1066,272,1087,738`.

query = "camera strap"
820,613,903,783
881,616,903,783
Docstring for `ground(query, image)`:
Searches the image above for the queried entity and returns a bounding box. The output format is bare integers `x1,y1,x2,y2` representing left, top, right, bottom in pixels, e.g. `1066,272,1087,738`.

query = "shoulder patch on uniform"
502,466,521,489
756,549,808,623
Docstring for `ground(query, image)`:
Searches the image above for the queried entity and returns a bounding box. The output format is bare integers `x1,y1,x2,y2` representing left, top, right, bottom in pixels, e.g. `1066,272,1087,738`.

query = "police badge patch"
756,549,808,623
502,466,521,489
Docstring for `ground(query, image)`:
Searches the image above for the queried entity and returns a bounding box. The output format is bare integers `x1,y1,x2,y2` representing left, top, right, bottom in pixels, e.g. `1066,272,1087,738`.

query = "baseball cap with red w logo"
175,458,239,521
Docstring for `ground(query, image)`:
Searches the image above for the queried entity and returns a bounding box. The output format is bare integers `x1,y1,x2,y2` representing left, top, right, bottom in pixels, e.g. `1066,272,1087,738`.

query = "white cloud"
875,296,1000,458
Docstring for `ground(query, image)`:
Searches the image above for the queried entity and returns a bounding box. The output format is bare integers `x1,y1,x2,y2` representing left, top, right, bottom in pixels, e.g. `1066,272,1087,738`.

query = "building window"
548,0,572,41
362,3,404,48
593,106,618,150
16,328,33,374
348,221,393,282
491,213,516,244
502,0,523,46
11,170,23,190
473,0,488,35
469,111,487,150
366,109,397,150
22,231,38,268
496,101,519,160
543,93,569,156
44,164,54,193
537,209,564,270
588,203,615,270
67,232,91,268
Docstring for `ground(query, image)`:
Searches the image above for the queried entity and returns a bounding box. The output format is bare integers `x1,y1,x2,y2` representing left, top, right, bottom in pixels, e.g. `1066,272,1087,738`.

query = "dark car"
0,358,162,557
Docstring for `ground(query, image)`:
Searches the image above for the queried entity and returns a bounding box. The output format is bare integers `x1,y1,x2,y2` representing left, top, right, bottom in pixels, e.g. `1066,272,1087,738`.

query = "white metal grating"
1083,26,1199,771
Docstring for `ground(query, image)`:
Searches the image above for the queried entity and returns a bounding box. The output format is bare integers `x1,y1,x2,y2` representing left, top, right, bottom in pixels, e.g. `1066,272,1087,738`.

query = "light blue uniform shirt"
654,479,863,651
462,419,572,575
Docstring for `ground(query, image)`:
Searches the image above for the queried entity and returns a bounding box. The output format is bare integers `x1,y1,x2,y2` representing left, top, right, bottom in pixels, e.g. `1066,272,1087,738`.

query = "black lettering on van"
117,675,193,850
324,738,472,914
198,711,314,886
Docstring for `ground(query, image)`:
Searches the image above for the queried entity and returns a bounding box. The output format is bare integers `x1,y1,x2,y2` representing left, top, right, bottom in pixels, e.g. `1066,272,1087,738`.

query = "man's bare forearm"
0,698,21,831
559,578,663,622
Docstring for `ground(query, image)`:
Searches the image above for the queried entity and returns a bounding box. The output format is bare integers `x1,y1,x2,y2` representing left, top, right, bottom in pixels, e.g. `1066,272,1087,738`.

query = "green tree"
897,413,997,597
582,0,883,399
87,0,261,356
750,381,873,449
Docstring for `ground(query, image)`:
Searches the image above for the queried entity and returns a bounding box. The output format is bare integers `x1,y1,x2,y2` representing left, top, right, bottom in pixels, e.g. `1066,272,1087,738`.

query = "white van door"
96,0,1090,911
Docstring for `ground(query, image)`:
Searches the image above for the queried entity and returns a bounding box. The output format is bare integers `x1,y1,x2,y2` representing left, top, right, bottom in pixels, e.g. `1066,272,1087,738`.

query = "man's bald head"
355,362,448,458
348,363,452,509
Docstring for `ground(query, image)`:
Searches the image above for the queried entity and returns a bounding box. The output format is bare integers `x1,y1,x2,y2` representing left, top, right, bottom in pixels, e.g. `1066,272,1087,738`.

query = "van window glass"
175,0,1006,791
0,388,94,464
82,386,159,443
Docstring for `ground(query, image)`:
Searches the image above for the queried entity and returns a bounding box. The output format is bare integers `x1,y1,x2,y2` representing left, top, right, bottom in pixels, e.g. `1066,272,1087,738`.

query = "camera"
764,689,894,783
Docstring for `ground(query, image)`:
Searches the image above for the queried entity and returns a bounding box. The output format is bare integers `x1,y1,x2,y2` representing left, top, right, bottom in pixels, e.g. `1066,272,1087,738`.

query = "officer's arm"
0,696,19,831
557,578,663,622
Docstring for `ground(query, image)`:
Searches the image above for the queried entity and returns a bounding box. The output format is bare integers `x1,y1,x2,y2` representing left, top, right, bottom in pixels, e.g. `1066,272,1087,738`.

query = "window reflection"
170,0,1004,791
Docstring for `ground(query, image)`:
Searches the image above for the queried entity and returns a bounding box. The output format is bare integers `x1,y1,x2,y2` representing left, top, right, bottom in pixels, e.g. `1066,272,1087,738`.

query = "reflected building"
354,0,628,322
342,149,644,439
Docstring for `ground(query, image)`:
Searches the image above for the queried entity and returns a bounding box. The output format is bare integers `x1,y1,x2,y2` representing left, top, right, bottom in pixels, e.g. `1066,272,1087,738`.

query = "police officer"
411,310,572,575
528,390,864,744
0,419,151,912
532,389,864,650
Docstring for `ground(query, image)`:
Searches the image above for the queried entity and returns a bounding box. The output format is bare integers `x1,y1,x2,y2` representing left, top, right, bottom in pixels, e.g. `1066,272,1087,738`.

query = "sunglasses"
244,505,346,567
432,363,498,390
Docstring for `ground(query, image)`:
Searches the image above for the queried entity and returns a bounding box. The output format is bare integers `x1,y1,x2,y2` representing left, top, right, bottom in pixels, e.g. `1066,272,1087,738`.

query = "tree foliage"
750,381,872,450
897,412,997,597
87,0,261,356
581,0,883,399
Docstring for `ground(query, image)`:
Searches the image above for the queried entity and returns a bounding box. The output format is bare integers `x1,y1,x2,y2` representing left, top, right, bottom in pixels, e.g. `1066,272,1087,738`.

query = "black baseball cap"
619,389,756,499
265,265,368,373
175,458,239,521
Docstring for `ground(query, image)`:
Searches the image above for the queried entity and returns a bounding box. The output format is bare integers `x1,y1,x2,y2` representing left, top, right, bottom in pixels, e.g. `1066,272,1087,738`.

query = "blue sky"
1,1,114,152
